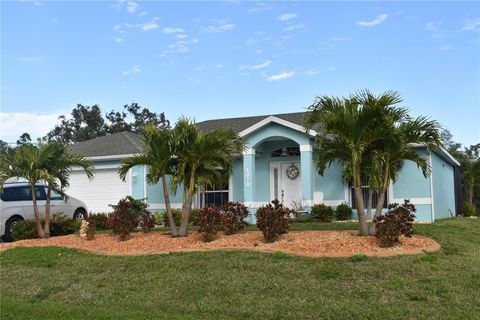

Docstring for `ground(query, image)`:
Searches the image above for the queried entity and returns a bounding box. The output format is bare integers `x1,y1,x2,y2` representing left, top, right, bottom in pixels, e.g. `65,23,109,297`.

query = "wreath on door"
286,164,299,180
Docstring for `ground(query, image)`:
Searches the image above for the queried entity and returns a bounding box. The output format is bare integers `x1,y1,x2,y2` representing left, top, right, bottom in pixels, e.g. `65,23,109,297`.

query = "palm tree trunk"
178,174,195,236
161,175,178,237
366,188,373,221
43,183,52,239
353,166,368,235
30,184,45,239
368,189,386,235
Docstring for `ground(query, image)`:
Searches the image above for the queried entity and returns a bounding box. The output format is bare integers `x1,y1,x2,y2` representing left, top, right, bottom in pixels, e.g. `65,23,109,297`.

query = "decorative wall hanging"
286,163,299,180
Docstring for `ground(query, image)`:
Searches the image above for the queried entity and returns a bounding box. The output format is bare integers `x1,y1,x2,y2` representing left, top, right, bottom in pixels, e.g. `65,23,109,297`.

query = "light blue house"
69,112,460,223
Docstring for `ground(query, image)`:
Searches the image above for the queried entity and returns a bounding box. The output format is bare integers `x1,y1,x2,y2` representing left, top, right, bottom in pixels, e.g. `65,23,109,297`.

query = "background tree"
45,103,170,143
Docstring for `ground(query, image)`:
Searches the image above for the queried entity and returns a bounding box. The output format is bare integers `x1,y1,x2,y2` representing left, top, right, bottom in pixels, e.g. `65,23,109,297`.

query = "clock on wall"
286,163,299,180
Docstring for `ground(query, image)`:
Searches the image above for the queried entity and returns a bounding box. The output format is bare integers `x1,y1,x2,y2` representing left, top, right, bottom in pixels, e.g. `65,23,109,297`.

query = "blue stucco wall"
314,159,346,202
146,176,184,205
392,148,431,199
131,165,145,199
232,158,244,202
431,152,456,219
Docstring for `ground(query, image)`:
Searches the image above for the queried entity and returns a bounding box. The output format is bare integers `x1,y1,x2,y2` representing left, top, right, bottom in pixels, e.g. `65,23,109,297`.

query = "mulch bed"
0,230,440,258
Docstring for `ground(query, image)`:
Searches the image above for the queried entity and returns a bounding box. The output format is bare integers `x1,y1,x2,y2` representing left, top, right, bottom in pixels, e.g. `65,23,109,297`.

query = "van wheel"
73,209,86,220
4,216,23,242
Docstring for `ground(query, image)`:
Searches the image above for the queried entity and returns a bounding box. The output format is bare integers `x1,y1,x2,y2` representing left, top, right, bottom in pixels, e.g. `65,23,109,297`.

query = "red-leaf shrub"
374,199,416,247
222,201,249,235
108,197,143,241
139,210,155,233
195,205,223,242
256,200,292,243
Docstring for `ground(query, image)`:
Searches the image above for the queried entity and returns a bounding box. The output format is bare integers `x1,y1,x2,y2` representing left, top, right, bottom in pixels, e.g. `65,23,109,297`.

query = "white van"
0,182,88,241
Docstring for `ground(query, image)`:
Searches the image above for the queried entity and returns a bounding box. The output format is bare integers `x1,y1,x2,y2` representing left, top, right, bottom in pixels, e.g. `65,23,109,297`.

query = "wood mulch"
0,230,440,258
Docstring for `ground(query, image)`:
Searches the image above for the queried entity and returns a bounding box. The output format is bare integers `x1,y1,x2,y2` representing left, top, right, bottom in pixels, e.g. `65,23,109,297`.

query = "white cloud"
239,60,272,70
200,21,235,33
299,69,319,76
462,18,480,31
0,112,62,142
245,38,256,45
284,24,306,32
425,20,443,32
162,37,199,55
126,1,138,13
439,45,451,51
425,20,448,40
139,18,159,31
327,66,336,71
51,18,58,23
278,13,297,21
163,27,185,34
266,71,295,81
216,64,224,69
12,56,44,64
176,34,188,39
138,11,148,17
248,3,272,13
113,25,125,33
122,64,141,75
114,37,124,43
357,14,388,27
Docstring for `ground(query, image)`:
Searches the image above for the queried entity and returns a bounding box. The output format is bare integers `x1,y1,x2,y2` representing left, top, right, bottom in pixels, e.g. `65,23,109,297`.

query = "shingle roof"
69,112,310,157
69,131,143,157
196,112,307,133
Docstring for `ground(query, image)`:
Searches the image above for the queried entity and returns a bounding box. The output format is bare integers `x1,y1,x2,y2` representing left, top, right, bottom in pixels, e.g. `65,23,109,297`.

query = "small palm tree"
119,125,180,236
0,144,57,238
368,116,442,233
305,90,403,235
42,143,94,238
172,118,244,236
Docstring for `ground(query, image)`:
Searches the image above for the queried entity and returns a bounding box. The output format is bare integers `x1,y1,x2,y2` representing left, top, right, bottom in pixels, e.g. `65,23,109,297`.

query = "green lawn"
1,218,479,320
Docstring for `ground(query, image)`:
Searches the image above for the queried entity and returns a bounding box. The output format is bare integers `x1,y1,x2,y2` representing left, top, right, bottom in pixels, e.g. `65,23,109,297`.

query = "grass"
1,217,479,319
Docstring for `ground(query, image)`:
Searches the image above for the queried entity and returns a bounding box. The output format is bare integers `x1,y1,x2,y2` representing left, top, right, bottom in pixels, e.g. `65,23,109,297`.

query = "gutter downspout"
429,152,435,223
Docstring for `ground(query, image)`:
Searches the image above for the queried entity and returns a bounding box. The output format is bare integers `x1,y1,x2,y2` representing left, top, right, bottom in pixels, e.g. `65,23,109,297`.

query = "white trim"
410,143,460,167
300,144,313,152
228,176,233,201
239,116,317,137
71,163,120,171
392,197,432,205
429,152,436,221
143,165,147,200
148,203,183,210
243,147,255,155
324,200,346,206
127,169,133,196
86,154,134,161
388,182,394,202
244,201,270,208
302,199,314,207
344,183,350,204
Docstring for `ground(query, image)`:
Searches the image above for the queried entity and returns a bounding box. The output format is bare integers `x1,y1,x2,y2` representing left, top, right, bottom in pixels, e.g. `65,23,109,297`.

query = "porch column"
300,144,314,210
243,147,256,223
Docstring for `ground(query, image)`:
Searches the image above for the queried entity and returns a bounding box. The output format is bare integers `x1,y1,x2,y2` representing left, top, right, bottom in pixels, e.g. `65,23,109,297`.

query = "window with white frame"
349,179,388,209
201,182,229,208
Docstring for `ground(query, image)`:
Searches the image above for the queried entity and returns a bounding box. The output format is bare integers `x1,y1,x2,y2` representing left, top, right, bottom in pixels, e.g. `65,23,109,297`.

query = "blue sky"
1,1,479,146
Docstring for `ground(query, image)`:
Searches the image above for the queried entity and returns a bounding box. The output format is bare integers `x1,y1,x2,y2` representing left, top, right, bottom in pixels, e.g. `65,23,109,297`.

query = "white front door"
270,162,302,209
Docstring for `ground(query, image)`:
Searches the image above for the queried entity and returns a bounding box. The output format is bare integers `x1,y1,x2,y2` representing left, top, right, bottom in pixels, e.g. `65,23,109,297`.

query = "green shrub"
461,202,477,217
108,197,143,241
11,220,37,241
256,200,292,243
49,213,79,236
195,205,223,242
163,209,182,227
153,212,164,225
335,203,353,221
88,213,110,230
222,201,249,235
311,204,335,222
294,214,315,223
374,200,416,248
139,210,155,233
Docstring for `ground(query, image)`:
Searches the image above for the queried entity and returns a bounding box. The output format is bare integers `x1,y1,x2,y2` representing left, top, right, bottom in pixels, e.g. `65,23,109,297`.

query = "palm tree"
368,116,442,234
119,125,180,237
172,118,244,236
42,142,94,238
305,90,403,235
0,144,57,238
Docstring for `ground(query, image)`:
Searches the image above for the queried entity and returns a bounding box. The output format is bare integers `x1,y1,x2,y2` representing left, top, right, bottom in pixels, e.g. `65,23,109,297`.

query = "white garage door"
66,168,130,213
